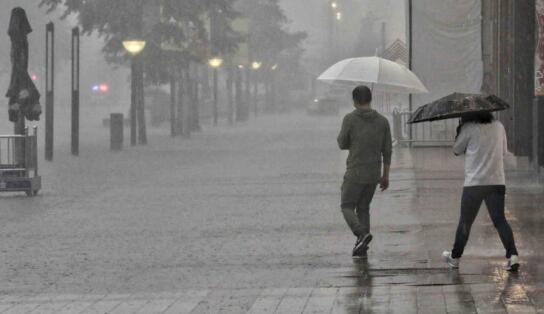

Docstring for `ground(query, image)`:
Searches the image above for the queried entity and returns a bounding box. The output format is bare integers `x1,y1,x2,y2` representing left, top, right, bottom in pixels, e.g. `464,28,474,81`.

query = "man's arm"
337,115,351,150
503,124,508,156
380,120,393,191
380,164,390,191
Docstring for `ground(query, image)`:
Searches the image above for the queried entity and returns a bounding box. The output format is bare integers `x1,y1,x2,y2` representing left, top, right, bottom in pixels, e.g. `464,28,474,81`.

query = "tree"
39,0,242,136
237,0,305,66
236,0,307,112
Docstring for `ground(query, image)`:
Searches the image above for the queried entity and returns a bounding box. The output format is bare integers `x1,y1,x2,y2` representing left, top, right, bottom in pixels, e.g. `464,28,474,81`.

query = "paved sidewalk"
0,113,542,313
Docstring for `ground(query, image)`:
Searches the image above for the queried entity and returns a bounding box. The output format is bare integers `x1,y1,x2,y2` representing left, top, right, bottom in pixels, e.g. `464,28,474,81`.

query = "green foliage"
38,0,306,84
39,0,242,84
236,0,307,64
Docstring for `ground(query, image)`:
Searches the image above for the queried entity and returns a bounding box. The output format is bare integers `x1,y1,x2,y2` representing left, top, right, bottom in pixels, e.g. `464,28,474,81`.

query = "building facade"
481,0,544,166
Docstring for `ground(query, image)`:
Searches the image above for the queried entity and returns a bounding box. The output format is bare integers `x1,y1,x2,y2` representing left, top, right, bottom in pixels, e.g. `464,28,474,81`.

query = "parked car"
307,97,340,115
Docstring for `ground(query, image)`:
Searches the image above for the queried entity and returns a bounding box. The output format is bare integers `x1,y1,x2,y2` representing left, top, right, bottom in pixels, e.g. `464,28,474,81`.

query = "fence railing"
392,110,456,146
0,127,38,177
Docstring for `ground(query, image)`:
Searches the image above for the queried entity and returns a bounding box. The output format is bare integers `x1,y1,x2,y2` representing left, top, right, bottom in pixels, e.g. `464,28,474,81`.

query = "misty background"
0,0,407,143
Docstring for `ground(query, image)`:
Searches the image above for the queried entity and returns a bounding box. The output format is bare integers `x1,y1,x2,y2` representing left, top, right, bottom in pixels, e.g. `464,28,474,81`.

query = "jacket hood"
353,108,378,120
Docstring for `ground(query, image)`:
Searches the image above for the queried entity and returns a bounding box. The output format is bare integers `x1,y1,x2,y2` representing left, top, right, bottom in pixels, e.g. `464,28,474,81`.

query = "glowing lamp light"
122,40,146,55
208,57,224,68
336,12,342,20
251,61,262,70
92,85,100,92
271,64,278,71
238,64,245,69
331,2,338,9
99,84,109,92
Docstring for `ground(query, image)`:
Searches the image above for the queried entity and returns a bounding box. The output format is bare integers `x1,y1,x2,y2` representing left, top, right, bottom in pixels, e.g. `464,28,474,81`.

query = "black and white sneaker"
353,233,373,256
442,251,460,269
506,255,520,272
352,249,367,259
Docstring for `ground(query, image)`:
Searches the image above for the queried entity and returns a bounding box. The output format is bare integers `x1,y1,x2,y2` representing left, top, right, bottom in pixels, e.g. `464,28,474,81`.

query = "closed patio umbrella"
6,7,41,122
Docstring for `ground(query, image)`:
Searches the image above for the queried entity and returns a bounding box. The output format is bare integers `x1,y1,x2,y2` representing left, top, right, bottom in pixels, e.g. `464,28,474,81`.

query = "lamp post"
251,61,262,117
122,40,146,146
270,64,278,111
209,57,224,126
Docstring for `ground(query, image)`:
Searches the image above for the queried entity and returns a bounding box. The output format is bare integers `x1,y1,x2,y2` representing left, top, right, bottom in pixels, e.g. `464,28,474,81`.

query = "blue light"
92,85,99,92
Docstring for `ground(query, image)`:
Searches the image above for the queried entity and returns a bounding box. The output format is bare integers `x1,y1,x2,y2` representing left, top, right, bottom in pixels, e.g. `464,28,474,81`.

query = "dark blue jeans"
452,185,518,259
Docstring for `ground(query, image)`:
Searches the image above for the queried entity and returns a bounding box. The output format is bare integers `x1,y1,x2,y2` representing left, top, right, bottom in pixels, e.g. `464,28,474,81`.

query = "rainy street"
0,112,542,313
1,0,544,313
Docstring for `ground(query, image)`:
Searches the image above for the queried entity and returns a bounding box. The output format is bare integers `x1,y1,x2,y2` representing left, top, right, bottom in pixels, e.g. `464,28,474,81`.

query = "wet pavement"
0,112,542,313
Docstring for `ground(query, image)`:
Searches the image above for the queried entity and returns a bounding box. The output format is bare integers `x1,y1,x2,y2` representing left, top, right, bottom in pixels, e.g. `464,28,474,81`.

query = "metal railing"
392,110,456,146
0,126,38,177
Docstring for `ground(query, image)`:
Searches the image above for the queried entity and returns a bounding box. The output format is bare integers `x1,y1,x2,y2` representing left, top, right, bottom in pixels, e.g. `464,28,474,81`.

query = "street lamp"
123,39,146,145
251,61,262,70
209,57,224,126
122,40,146,55
331,1,338,9
209,57,224,68
270,64,279,111
251,61,262,117
336,11,342,21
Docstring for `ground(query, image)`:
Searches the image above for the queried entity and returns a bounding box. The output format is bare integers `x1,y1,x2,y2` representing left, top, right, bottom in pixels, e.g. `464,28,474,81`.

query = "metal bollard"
110,113,124,151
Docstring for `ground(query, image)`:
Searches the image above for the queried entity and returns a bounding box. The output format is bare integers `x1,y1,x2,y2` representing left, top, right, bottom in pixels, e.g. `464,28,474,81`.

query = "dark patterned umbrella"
5,7,41,122
407,93,510,124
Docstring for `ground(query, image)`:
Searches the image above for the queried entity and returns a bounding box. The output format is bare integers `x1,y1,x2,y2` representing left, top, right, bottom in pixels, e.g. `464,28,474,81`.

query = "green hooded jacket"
337,108,392,183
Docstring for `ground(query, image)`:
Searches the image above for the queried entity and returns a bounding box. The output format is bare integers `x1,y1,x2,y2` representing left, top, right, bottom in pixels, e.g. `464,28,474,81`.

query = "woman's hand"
455,122,464,140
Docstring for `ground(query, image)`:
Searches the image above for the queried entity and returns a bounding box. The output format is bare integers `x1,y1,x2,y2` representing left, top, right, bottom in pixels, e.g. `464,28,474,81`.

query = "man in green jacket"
337,85,392,258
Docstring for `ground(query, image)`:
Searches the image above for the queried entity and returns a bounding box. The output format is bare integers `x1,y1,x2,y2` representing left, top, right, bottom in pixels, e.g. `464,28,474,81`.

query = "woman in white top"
442,111,519,272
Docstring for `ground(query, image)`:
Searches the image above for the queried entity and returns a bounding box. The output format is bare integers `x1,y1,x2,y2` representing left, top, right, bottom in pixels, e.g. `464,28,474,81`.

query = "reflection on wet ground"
332,259,536,313
0,116,542,313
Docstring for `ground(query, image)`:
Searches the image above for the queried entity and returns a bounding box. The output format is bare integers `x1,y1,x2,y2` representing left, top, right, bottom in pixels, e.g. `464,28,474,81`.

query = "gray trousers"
341,181,377,237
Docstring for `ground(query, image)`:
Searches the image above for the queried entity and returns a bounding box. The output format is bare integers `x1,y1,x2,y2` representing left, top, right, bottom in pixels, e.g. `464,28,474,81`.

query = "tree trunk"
191,64,201,132
227,66,234,125
235,67,245,122
176,66,184,136
245,67,251,118
170,73,176,137
182,67,191,138
137,55,147,145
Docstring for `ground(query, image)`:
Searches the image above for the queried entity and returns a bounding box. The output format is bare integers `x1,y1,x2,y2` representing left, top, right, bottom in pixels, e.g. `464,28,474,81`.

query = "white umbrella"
317,56,429,94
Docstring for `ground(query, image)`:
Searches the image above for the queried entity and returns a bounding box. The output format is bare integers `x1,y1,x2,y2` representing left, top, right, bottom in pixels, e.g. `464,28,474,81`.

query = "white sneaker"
442,251,460,268
506,255,520,272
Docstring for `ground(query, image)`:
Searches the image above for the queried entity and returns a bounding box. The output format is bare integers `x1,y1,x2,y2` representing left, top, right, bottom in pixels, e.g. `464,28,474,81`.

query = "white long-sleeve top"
453,120,507,187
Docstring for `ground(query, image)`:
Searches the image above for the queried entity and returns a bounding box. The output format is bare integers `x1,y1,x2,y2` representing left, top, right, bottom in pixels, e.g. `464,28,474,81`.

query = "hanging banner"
411,0,482,107
410,0,482,142
535,0,544,96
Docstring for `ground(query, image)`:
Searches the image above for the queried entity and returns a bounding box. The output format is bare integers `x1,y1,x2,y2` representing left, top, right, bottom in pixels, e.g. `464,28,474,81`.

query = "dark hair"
352,85,372,105
461,111,494,124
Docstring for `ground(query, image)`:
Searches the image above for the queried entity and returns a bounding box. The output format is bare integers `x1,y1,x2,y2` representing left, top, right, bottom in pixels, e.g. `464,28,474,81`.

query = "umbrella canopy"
317,56,429,94
408,93,510,124
5,7,41,122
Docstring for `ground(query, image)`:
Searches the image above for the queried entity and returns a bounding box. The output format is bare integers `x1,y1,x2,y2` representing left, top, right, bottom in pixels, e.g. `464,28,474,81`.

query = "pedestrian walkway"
0,113,542,313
